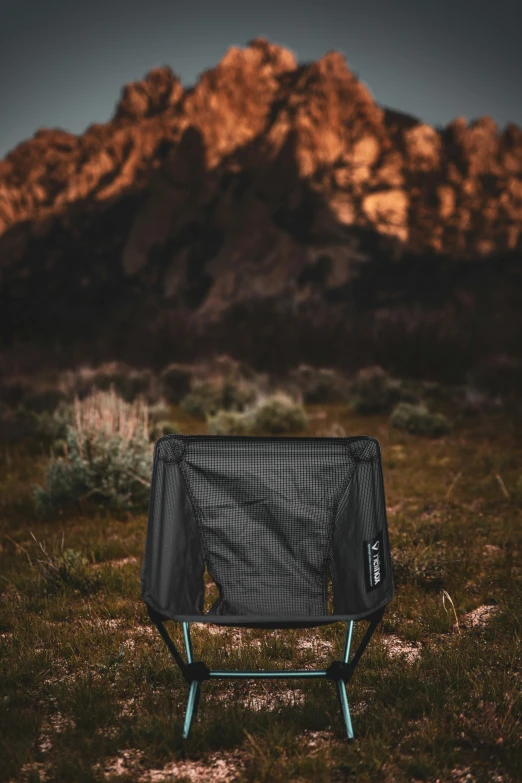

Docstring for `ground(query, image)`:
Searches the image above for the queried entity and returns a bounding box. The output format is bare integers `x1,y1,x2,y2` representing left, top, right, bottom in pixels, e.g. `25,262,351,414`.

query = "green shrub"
391,379,424,405
290,365,350,404
160,363,193,404
252,392,307,434
34,388,153,515
348,366,403,414
222,379,257,410
181,379,257,420
181,381,225,418
390,402,452,437
207,410,252,435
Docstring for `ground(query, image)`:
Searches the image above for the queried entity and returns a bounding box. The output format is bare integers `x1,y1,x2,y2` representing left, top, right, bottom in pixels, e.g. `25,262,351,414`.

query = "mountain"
1,38,521,379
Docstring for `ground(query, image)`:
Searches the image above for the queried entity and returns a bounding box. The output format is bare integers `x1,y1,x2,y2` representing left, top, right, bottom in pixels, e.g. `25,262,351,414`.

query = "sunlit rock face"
0,38,521,375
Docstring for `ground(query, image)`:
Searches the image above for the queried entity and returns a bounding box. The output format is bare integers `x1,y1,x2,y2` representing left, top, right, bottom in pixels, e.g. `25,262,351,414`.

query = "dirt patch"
206,682,306,712
295,637,333,654
462,605,500,628
101,747,245,782
246,686,306,712
381,635,422,663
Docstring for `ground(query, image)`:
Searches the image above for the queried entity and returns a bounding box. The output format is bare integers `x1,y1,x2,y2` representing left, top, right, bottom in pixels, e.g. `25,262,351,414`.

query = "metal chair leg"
182,680,200,739
182,622,193,661
337,679,354,739
339,620,354,739
182,621,199,739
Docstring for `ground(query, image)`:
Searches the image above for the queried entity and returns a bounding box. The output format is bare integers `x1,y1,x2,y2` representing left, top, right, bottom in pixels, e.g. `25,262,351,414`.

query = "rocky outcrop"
0,38,521,378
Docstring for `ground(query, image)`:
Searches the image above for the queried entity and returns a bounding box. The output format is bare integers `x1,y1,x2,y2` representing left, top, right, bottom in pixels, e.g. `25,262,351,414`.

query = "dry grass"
72,387,150,445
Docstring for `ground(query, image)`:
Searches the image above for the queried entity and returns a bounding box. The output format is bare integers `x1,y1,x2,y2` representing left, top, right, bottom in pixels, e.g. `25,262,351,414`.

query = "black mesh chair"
141,434,394,739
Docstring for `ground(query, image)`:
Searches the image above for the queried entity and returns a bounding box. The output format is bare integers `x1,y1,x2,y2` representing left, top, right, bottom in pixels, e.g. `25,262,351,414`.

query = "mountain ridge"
1,38,521,377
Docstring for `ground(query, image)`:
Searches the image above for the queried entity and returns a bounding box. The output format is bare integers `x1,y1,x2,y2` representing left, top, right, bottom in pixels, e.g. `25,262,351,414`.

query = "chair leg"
336,679,354,739
183,622,193,663
339,620,354,739
181,621,204,738
182,680,200,739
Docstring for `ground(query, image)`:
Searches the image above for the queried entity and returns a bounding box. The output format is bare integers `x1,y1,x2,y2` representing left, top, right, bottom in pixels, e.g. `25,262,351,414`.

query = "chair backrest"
141,435,394,623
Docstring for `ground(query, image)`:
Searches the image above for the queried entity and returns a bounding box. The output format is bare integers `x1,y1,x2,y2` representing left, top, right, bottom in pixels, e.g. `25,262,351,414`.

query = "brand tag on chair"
364,531,385,591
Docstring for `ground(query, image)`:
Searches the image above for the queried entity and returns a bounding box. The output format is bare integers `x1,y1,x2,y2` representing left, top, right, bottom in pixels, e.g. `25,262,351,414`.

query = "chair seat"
141,434,394,623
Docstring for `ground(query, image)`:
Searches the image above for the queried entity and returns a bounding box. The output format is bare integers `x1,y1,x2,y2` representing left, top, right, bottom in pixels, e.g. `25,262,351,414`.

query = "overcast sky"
1,0,521,158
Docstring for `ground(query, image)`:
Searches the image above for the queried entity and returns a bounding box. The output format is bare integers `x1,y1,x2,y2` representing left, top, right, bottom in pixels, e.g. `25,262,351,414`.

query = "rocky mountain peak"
114,65,183,122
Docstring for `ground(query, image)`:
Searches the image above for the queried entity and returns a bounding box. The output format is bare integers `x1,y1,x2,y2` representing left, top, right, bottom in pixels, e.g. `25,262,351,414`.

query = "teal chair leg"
338,621,355,739
337,679,354,739
183,680,200,739
183,622,193,663
182,622,200,740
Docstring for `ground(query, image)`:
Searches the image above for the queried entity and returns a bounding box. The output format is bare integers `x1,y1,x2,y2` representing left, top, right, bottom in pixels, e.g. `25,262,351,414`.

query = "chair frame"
148,605,385,740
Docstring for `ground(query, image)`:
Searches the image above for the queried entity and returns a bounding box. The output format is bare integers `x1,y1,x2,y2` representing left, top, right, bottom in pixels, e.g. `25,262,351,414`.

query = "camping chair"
141,434,394,739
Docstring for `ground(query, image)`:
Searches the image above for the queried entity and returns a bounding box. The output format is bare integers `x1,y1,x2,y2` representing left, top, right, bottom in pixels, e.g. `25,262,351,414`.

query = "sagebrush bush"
206,410,252,435
181,382,225,418
390,402,452,437
181,379,257,419
251,392,307,434
222,379,257,411
290,365,350,404
34,388,153,514
348,366,403,414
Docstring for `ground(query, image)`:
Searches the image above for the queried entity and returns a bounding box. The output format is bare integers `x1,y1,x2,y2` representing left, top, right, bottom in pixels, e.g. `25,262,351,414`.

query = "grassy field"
1,403,521,783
